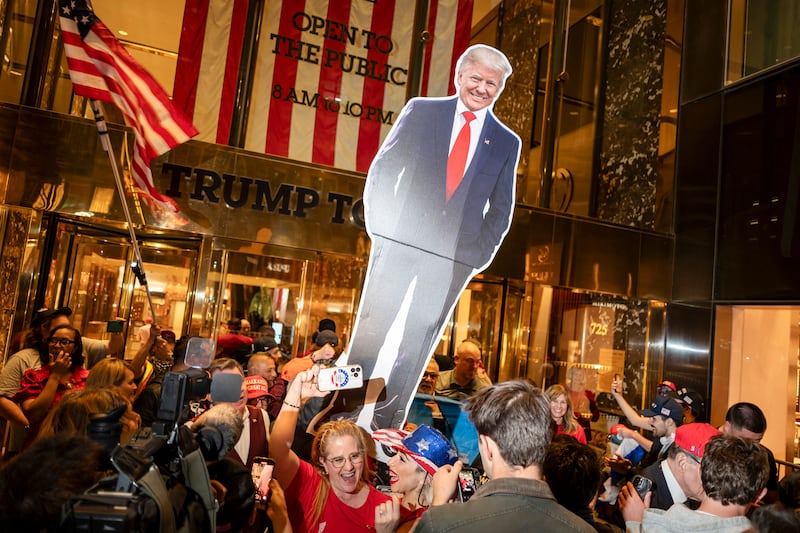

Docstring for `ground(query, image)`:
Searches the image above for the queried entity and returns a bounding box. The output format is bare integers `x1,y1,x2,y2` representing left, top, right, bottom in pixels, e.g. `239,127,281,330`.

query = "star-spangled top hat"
372,425,458,476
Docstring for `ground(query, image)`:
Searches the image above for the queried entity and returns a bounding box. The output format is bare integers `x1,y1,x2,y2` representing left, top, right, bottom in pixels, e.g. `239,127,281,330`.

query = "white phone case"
318,365,364,391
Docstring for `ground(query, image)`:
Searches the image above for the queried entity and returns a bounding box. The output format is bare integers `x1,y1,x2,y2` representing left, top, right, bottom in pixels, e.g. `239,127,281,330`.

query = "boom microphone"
192,404,244,461
210,372,243,403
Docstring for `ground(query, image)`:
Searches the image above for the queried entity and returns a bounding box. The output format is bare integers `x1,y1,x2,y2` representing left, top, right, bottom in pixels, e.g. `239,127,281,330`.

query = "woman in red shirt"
13,325,88,443
271,365,399,533
545,384,587,444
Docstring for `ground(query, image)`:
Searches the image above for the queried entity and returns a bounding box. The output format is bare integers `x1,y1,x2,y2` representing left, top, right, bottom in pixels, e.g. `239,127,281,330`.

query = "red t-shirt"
557,422,588,444
13,365,89,445
13,366,89,405
285,460,391,533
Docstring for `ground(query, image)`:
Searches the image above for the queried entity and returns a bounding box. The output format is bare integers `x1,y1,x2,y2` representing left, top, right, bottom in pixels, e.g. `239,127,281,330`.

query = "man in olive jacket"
415,380,594,533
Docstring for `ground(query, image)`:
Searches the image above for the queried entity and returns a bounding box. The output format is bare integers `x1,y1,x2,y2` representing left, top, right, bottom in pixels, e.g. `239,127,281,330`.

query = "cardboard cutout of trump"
312,44,521,431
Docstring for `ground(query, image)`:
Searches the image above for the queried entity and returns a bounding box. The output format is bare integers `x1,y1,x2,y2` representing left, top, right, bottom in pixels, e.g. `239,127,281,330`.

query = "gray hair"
455,44,513,89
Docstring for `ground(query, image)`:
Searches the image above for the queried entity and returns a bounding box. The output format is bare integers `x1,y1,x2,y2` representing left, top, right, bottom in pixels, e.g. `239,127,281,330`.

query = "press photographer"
62,363,244,532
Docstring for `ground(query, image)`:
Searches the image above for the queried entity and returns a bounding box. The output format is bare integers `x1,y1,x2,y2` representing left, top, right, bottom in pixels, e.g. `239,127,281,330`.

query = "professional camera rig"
63,366,222,533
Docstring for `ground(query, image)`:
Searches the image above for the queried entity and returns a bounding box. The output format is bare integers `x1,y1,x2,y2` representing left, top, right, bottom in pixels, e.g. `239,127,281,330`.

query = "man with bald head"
247,353,284,420
436,340,491,400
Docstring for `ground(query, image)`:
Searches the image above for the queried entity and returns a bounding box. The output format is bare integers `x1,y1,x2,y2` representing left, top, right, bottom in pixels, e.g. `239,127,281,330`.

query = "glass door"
42,218,200,360
206,250,309,353
203,249,368,357
437,280,505,382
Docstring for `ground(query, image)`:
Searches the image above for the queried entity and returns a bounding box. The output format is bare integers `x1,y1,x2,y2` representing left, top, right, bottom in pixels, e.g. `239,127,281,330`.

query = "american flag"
174,0,473,174
58,0,198,213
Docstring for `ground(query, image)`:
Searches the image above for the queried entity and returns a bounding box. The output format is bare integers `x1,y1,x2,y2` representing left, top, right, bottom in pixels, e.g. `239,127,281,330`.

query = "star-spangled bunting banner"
58,0,198,214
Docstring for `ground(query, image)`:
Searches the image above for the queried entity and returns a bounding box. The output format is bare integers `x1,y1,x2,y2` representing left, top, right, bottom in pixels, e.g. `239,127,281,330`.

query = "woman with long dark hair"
13,325,87,443
372,424,457,530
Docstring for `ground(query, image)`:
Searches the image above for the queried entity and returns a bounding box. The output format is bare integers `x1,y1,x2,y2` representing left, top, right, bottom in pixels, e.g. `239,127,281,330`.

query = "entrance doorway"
713,305,800,465
38,217,201,361
201,248,368,357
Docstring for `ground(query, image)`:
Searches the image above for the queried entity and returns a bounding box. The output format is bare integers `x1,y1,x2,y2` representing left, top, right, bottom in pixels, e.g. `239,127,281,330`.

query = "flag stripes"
175,0,473,174
59,0,198,212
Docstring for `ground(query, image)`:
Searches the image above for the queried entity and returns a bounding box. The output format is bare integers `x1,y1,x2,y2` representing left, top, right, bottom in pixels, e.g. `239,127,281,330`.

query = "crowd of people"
1,40,798,531
0,308,797,532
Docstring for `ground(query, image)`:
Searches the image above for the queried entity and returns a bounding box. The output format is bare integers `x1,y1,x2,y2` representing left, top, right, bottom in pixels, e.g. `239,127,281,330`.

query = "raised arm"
611,377,651,430
270,365,329,489
130,325,159,379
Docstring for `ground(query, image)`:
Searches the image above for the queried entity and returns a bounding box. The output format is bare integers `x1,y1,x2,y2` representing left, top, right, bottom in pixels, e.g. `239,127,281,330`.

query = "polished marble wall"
492,0,541,197
0,208,36,362
595,0,667,228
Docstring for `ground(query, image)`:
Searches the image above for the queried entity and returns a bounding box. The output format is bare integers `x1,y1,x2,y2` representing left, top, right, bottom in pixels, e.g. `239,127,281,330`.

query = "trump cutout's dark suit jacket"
319,96,521,430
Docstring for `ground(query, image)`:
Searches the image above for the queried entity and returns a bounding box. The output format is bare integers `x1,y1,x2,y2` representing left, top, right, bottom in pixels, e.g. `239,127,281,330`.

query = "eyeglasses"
325,451,364,469
423,372,440,380
48,338,75,346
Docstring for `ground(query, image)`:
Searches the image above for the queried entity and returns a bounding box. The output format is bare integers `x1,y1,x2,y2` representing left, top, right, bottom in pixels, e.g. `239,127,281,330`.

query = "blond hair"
86,357,133,389
39,387,128,438
309,420,375,526
545,384,581,434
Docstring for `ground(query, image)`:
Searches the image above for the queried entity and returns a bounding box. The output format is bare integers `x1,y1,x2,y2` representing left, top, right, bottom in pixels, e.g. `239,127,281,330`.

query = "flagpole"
90,99,158,325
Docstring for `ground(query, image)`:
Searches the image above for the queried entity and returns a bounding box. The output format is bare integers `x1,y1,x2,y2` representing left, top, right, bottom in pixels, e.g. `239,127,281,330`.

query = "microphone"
210,372,243,403
192,404,244,461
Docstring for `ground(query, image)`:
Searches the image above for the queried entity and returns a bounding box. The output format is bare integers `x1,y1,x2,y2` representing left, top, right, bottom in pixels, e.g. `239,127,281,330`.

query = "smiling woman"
270,365,398,533
12,325,89,447
545,384,587,444
372,424,458,529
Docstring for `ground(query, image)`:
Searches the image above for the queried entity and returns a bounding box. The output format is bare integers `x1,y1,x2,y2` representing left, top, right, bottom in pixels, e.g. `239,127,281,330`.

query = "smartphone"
457,468,479,502
106,319,125,333
631,474,653,500
318,365,363,391
251,457,275,502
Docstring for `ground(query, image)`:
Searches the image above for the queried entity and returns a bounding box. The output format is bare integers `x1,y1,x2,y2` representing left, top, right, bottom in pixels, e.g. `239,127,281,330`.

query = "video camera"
64,338,228,533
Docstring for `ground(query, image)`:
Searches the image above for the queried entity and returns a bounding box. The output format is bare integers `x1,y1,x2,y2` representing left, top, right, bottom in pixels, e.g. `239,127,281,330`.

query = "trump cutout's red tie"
446,111,476,201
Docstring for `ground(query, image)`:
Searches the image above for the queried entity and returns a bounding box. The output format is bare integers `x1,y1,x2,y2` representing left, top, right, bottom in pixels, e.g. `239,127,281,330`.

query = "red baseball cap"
657,380,677,394
674,423,720,459
608,423,627,445
244,375,270,399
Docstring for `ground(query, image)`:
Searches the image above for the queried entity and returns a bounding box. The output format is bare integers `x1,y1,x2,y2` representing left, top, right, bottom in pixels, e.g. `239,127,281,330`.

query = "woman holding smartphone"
372,425,458,529
271,365,399,533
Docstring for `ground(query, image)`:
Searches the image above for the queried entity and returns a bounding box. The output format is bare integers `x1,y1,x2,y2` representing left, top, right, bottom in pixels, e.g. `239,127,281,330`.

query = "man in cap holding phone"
635,423,720,511
280,329,339,382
